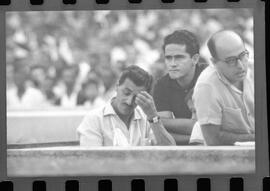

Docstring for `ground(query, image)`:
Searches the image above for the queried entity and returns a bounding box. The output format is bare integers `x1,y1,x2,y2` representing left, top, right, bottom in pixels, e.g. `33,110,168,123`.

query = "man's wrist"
148,116,160,123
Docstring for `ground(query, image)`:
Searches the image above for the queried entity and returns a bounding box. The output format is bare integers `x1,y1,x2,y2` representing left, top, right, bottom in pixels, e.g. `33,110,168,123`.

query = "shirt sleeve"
153,80,171,112
193,83,222,126
76,114,103,146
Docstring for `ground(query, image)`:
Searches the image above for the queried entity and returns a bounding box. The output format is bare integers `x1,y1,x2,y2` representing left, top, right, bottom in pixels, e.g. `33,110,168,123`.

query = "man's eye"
123,91,130,96
165,56,173,60
174,55,185,59
226,58,237,65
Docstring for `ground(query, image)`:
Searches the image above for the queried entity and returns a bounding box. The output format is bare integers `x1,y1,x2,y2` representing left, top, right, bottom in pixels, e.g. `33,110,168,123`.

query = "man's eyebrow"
225,51,247,60
124,88,133,92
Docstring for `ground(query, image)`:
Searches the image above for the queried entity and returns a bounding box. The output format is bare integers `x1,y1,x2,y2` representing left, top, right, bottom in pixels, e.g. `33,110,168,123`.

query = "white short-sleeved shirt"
76,100,156,146
7,86,47,109
192,65,254,137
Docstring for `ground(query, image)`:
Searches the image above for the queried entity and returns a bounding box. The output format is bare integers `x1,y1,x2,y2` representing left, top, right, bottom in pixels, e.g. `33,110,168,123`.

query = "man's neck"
111,99,134,129
233,81,244,91
176,66,196,88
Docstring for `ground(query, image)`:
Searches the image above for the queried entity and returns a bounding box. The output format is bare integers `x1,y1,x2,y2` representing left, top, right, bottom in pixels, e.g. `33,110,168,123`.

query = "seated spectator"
192,30,254,145
30,64,47,89
77,78,106,109
153,30,206,145
7,64,47,109
54,64,80,107
77,65,176,146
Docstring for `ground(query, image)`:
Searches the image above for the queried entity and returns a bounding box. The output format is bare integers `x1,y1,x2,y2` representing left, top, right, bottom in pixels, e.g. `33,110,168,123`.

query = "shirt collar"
103,98,142,120
215,67,232,86
214,66,248,94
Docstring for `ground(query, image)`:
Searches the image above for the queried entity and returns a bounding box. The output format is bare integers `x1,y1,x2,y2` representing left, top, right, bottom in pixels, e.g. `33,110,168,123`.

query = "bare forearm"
151,122,176,145
161,118,196,135
219,131,255,145
170,132,190,145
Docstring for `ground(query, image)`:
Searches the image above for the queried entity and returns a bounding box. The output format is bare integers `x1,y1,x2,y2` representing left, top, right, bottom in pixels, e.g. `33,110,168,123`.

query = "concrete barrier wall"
7,110,88,144
7,146,255,176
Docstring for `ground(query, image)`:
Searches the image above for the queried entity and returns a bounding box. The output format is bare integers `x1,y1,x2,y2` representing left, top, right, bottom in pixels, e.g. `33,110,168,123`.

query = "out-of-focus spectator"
6,64,15,90
29,64,60,106
7,63,47,109
5,10,253,110
54,64,80,107
41,76,59,106
30,65,47,89
77,78,106,109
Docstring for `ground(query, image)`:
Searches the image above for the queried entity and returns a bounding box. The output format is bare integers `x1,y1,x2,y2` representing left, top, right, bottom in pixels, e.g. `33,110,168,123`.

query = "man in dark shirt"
153,30,206,145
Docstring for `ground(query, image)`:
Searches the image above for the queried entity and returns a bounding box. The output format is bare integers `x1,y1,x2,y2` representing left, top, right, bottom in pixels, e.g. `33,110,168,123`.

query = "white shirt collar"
103,98,143,120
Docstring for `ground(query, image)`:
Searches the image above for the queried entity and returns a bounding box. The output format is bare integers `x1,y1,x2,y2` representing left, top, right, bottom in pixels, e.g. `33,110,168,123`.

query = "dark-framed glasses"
223,50,249,67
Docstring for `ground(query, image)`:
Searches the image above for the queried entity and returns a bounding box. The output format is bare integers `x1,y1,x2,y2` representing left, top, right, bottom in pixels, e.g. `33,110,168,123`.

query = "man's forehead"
120,78,146,92
165,43,187,54
214,32,245,59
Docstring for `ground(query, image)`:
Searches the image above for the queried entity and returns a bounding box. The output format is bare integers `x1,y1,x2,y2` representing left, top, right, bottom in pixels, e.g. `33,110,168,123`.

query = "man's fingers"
137,91,153,102
135,95,147,106
139,91,152,99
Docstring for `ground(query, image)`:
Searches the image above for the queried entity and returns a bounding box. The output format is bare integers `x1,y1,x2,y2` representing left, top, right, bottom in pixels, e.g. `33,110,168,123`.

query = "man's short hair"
118,65,153,93
163,30,200,57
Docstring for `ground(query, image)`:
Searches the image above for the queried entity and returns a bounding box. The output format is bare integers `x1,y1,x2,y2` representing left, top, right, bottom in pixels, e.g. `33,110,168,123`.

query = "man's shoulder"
83,105,106,120
154,74,171,88
196,65,218,85
77,106,106,132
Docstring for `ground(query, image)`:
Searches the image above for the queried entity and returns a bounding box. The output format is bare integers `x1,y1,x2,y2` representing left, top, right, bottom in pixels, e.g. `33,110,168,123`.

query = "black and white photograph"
6,9,256,176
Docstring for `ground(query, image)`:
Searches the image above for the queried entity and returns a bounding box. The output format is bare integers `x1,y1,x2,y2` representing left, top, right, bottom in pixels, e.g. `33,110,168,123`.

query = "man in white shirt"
7,65,47,109
192,30,254,145
77,65,176,146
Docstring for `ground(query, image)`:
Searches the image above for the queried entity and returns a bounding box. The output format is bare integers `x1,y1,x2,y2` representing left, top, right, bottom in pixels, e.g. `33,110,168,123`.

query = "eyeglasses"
219,50,249,67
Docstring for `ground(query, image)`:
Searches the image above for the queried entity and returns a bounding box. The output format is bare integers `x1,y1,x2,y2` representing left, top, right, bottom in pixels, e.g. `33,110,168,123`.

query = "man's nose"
126,95,135,105
170,57,176,66
236,59,246,70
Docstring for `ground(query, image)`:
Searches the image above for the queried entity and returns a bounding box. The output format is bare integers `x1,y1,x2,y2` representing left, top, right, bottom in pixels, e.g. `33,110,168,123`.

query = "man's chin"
168,73,180,79
120,106,133,115
235,72,247,81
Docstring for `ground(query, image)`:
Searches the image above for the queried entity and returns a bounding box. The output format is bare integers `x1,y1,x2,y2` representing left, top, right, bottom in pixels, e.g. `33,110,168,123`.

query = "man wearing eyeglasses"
192,30,254,145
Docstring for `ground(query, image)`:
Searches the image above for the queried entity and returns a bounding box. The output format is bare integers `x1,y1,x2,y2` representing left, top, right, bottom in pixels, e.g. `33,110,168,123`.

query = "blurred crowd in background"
6,9,254,110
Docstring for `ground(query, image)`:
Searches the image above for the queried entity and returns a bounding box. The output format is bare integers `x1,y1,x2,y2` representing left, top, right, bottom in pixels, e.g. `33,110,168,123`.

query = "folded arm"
158,111,195,144
201,124,255,146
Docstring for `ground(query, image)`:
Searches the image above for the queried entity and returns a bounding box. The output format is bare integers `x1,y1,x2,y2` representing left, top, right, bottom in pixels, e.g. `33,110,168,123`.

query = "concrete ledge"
7,146,255,176
7,110,87,144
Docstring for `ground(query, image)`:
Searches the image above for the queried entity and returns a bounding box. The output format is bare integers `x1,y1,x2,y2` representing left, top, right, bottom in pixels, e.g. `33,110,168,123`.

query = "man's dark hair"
118,65,153,93
163,30,200,57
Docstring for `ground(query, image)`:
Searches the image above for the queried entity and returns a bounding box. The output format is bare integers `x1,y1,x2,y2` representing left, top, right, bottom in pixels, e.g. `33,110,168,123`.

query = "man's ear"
192,54,200,66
